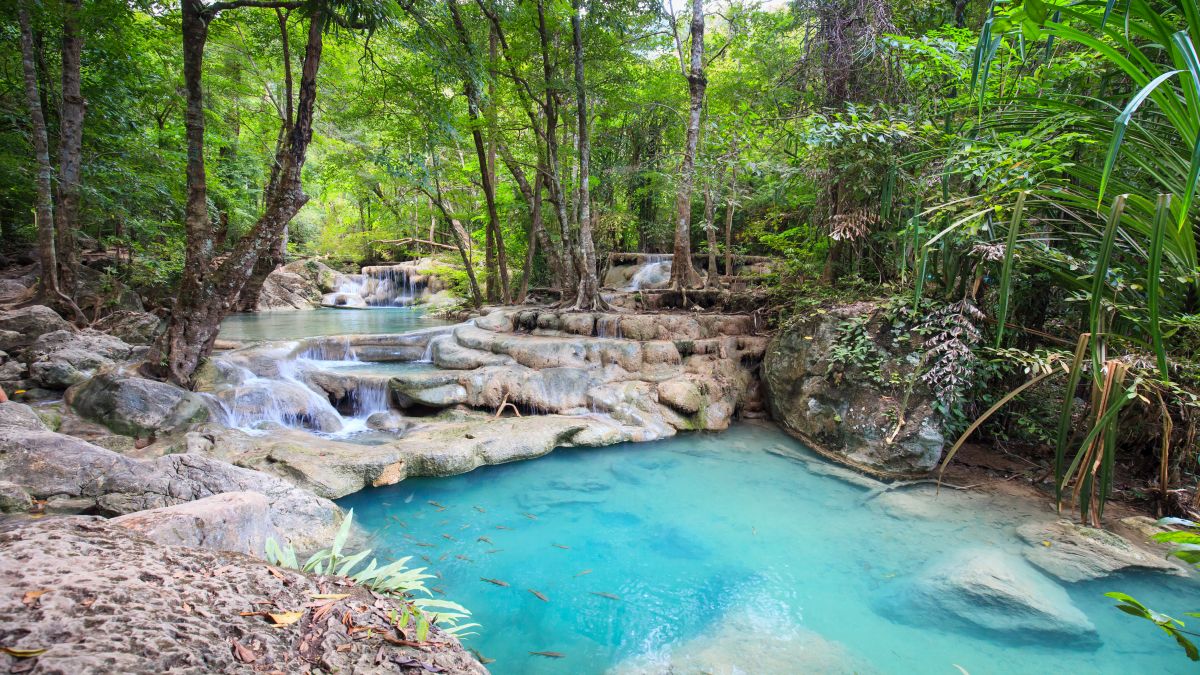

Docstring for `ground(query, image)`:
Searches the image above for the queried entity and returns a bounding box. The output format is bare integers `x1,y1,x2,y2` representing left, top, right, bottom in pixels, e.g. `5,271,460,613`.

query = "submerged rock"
763,302,944,476
880,548,1098,646
67,369,208,437
0,518,487,674
1016,519,1182,582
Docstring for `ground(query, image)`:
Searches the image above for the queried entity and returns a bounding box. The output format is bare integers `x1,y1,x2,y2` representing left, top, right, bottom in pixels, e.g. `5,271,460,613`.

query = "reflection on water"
339,423,1197,675
218,307,447,342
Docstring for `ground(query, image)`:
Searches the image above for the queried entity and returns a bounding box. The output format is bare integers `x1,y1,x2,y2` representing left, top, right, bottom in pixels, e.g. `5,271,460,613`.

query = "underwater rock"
67,368,209,437
1016,519,1182,582
24,328,134,389
112,491,280,555
0,518,486,674
881,548,1098,646
763,302,944,476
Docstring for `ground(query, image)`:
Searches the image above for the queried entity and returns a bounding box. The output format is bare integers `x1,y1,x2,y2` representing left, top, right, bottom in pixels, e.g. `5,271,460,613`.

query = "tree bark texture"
570,0,603,310
17,3,61,304
669,0,705,289
54,0,84,298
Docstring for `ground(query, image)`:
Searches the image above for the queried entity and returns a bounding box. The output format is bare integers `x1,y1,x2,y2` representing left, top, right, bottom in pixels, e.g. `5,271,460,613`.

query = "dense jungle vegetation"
2,0,1199,521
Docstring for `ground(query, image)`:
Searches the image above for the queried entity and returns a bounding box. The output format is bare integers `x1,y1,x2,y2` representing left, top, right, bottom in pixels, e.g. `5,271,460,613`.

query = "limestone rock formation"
254,258,343,311
24,328,134,389
880,548,1098,646
0,518,487,674
0,305,71,352
0,402,338,550
1016,519,1182,582
763,302,944,476
111,491,280,556
91,309,163,345
67,368,209,437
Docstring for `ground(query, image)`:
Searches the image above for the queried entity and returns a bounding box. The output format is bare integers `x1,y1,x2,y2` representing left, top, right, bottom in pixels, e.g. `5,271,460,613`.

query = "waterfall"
324,264,433,308
625,254,672,291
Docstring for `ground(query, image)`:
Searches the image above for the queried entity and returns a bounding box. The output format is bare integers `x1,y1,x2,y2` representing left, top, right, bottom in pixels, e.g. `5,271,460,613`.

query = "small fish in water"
529,651,565,659
432,587,447,596
438,553,449,561
382,502,391,506
414,542,435,548
405,493,414,504
435,571,443,579
528,589,549,602
552,544,570,550
523,513,538,520
473,506,486,513
442,533,456,541
468,649,495,665
459,523,471,531
574,569,592,577
428,500,445,508
496,525,513,530
436,507,447,512
481,577,510,587
456,555,473,562
590,592,620,601
477,536,493,544
419,555,432,564
486,549,504,554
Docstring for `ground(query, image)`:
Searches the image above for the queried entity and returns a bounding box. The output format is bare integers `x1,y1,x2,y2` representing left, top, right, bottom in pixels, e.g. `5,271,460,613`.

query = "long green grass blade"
1147,193,1171,379
912,199,925,311
1054,334,1090,508
1096,69,1185,207
1088,195,1128,381
994,191,1027,347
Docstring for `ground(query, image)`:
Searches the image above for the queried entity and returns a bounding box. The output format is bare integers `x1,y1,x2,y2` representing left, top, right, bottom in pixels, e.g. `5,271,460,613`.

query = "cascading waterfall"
325,264,432,308
625,254,672,291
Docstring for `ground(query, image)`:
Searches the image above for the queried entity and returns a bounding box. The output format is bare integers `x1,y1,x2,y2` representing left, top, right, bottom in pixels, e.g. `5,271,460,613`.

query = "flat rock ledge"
1017,519,1183,582
0,518,487,674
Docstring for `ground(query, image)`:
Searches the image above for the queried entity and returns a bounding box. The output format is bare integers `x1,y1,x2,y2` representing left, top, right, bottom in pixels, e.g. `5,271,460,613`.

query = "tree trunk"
146,7,326,387
537,0,581,293
723,159,737,282
499,146,561,299
448,0,509,305
55,0,84,299
703,184,718,288
669,0,706,290
519,172,544,303
17,2,61,305
570,0,604,310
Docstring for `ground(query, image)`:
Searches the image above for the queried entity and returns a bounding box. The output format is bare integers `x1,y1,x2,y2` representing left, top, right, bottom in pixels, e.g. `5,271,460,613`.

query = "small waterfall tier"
321,258,448,309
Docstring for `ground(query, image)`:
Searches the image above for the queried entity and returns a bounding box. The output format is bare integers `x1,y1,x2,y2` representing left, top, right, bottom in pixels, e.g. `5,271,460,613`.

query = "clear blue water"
219,307,446,342
339,423,1198,675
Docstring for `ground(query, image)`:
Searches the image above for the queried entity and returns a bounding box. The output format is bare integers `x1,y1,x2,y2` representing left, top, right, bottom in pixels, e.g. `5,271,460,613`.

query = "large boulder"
763,302,944,476
91,309,163,345
0,518,487,674
1017,519,1182,582
24,329,134,389
0,305,71,352
0,403,339,550
67,368,209,437
256,259,341,311
879,548,1098,646
111,491,280,556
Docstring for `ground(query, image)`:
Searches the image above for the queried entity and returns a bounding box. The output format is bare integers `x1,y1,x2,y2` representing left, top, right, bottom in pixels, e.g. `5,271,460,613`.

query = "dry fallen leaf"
268,611,304,626
21,589,49,607
2,648,48,658
266,567,286,581
311,593,350,600
231,639,257,663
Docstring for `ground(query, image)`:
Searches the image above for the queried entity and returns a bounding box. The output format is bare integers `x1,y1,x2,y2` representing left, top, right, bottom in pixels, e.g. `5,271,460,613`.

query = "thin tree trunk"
519,173,544,303
17,3,62,305
55,0,84,298
723,157,738,282
537,0,581,292
703,184,718,288
570,0,603,310
669,0,706,289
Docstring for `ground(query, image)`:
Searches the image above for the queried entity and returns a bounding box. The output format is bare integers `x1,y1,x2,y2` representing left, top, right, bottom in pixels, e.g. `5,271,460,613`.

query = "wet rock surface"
880,548,1098,646
763,302,944,476
67,368,209,437
1017,519,1183,582
0,518,487,674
